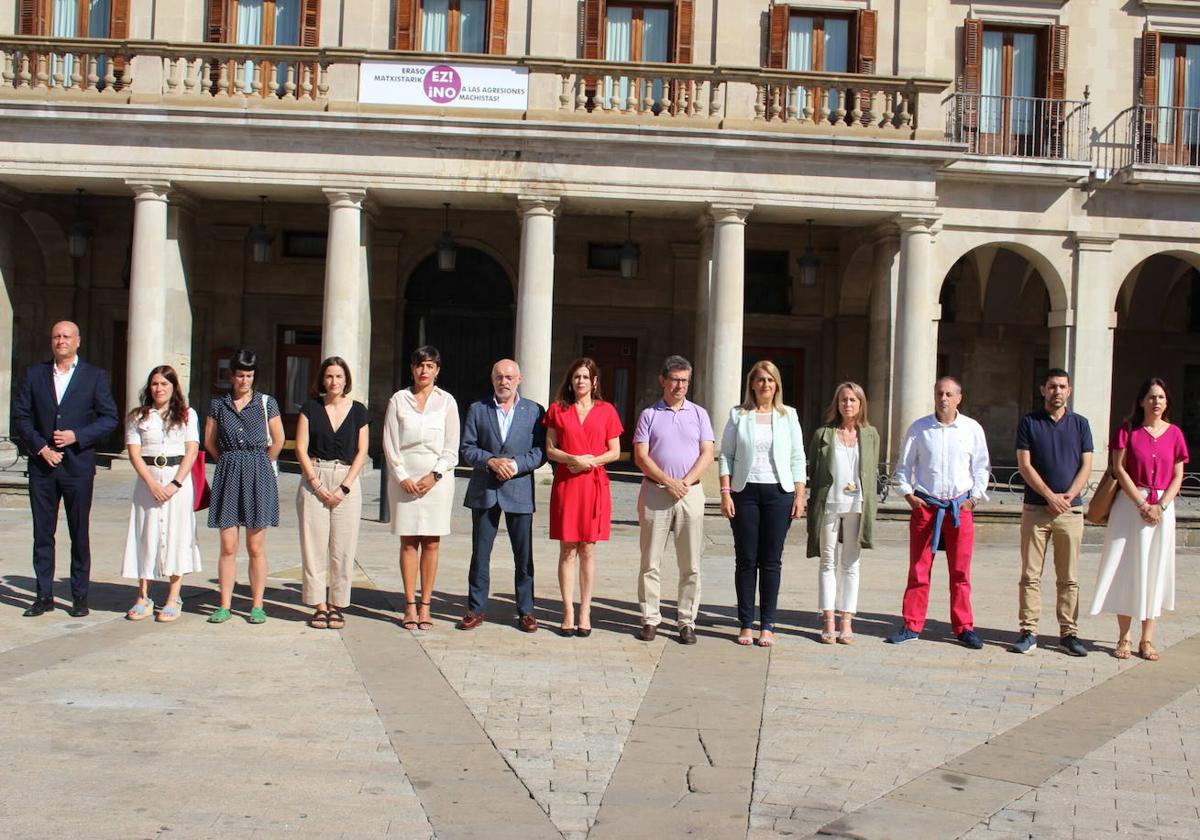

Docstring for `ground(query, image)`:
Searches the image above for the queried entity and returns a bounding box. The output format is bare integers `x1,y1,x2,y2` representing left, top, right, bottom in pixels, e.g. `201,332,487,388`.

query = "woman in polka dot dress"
204,348,284,625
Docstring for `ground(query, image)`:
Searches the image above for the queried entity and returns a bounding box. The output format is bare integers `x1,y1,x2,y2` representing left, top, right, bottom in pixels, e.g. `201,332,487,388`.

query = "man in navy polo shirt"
1011,368,1093,656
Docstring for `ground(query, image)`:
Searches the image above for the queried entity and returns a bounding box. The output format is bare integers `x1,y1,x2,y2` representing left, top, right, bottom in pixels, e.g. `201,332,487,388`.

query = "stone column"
513,196,559,408
164,198,195,396
892,214,940,450
0,187,18,444
707,204,751,435
1047,309,1072,372
125,180,171,413
1069,232,1118,472
693,222,713,409
320,188,369,388
867,225,900,461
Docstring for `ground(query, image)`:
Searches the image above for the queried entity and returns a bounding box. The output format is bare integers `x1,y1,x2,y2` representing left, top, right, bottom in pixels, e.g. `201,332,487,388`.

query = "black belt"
145,455,184,467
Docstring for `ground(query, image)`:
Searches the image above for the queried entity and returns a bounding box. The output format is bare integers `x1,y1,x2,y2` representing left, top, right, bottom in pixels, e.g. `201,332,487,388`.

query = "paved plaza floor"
0,470,1197,839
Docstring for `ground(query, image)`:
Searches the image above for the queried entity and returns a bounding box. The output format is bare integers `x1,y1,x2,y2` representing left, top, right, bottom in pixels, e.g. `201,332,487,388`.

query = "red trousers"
901,504,975,634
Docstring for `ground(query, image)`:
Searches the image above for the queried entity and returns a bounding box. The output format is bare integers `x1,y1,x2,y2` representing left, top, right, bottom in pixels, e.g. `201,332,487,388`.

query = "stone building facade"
1,0,1198,472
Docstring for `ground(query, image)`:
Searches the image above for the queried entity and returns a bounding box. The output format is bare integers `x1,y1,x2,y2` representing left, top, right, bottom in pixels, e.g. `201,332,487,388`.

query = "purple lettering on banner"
423,65,462,104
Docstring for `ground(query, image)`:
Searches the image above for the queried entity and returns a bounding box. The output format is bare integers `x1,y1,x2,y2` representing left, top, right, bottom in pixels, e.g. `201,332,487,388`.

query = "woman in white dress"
1090,378,1189,661
121,366,202,622
383,346,460,630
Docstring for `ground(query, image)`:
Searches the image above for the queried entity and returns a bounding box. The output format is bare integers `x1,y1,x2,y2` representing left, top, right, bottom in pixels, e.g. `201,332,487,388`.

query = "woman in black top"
294,356,370,629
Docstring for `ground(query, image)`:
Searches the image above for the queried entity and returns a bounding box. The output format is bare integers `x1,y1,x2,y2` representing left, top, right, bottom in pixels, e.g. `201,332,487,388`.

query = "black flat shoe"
558,626,576,637
68,598,89,618
22,598,54,617
575,628,592,638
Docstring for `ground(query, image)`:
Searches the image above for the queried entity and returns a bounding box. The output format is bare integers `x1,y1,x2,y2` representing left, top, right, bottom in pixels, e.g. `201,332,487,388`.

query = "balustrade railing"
947,92,1090,161
1,36,948,136
1128,104,1200,167
1,38,132,94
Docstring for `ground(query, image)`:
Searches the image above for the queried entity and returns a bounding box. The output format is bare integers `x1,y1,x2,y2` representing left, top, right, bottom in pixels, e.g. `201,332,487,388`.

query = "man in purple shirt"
632,355,714,644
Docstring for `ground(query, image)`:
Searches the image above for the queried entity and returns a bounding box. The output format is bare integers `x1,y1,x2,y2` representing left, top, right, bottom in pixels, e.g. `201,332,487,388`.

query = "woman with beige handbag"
1089,378,1189,661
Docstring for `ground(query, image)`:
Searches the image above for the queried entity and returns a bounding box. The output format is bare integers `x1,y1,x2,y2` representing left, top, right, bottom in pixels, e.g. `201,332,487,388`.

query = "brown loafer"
678,625,697,645
456,612,485,630
517,613,538,633
637,623,657,642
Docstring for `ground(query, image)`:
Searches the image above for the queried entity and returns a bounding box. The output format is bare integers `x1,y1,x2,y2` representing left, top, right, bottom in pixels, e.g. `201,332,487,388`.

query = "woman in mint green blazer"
806,382,879,645
718,361,806,647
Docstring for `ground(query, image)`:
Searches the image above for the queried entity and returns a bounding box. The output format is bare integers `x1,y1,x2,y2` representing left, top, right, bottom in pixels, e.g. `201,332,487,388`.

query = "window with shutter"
959,19,1069,157
1146,32,1200,164
771,8,857,122
205,0,319,97
23,0,130,89
396,1,508,54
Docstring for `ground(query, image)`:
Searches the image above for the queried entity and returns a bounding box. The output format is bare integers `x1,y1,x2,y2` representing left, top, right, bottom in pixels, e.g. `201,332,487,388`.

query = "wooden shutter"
394,0,416,50
767,3,788,69
1139,30,1161,157
855,9,876,74
1140,30,1160,106
1046,24,1067,99
675,0,694,64
488,0,509,54
961,17,983,93
855,9,876,124
300,0,320,47
583,0,604,60
206,0,230,43
109,0,130,38
19,0,49,35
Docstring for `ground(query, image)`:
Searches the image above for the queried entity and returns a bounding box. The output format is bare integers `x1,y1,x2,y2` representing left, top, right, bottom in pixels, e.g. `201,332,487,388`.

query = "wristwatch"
431,471,443,482
339,484,351,495
170,479,183,489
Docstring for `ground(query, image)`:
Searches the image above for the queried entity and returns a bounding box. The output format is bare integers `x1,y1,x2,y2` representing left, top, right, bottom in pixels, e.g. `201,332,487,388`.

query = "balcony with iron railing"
945,92,1092,162
0,35,952,143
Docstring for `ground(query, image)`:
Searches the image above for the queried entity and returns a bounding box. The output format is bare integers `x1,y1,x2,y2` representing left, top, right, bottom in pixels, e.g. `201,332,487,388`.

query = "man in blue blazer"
457,358,547,632
12,321,118,617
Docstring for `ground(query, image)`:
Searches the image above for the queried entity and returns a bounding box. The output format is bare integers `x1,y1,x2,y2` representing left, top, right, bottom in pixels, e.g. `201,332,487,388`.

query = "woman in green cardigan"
806,382,879,644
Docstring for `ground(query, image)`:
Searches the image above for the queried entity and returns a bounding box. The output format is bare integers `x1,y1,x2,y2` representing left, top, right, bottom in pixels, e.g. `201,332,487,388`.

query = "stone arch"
394,235,517,302
398,244,515,402
838,239,874,315
19,210,73,288
932,233,1069,313
1111,249,1200,455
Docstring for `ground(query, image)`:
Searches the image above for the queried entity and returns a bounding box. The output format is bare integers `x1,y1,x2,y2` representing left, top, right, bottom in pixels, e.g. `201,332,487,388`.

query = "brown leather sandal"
1113,639,1133,659
1138,640,1160,661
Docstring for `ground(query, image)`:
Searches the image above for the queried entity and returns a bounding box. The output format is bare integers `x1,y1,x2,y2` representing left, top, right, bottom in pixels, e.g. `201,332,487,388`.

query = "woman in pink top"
1090,378,1189,661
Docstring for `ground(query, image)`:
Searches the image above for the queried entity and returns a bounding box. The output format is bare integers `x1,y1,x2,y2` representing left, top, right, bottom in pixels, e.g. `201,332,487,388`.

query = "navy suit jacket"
13,359,119,479
460,396,547,514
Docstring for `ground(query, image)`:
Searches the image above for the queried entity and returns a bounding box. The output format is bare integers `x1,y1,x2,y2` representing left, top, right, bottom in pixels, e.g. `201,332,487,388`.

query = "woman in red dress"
544,357,624,637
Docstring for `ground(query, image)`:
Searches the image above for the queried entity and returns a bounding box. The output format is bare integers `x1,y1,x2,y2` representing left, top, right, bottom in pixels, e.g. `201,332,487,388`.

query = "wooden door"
275,325,322,442
582,335,638,452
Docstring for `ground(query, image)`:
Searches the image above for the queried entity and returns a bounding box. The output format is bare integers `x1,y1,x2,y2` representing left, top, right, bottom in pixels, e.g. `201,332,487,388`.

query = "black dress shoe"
22,598,54,617
68,598,89,618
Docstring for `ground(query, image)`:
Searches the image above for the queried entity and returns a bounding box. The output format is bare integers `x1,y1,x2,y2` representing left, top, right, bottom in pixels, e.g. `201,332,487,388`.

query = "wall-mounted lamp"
796,219,820,287
67,188,94,258
436,202,457,272
619,210,640,280
246,195,274,264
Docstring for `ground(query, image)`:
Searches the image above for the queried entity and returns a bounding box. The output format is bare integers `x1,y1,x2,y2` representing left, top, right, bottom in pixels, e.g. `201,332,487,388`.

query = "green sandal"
247,606,268,625
207,607,232,624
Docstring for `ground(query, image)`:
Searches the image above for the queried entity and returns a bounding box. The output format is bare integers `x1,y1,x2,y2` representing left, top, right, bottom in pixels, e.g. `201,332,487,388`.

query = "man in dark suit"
457,358,546,632
12,320,118,617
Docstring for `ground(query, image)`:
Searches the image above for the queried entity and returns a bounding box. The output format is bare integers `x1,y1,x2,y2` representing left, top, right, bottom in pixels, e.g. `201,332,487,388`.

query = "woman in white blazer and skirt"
718,360,806,647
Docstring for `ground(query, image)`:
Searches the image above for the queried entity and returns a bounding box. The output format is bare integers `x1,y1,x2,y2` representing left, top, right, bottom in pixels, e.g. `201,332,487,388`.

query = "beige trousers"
297,460,362,608
637,481,705,627
1018,504,1084,636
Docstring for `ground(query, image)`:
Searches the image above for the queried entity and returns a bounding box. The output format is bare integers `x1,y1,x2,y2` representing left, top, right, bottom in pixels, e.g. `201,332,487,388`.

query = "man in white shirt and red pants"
888,377,992,649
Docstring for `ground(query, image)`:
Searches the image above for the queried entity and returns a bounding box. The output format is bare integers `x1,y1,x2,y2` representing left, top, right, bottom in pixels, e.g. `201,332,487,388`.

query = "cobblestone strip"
812,633,1200,839
339,586,564,840
588,639,770,839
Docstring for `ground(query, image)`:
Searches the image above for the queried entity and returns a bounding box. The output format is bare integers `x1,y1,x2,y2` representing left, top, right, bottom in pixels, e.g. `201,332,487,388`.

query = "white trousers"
818,511,862,614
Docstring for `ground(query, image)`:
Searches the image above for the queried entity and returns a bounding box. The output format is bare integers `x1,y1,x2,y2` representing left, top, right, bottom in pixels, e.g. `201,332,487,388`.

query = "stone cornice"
1071,231,1119,252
